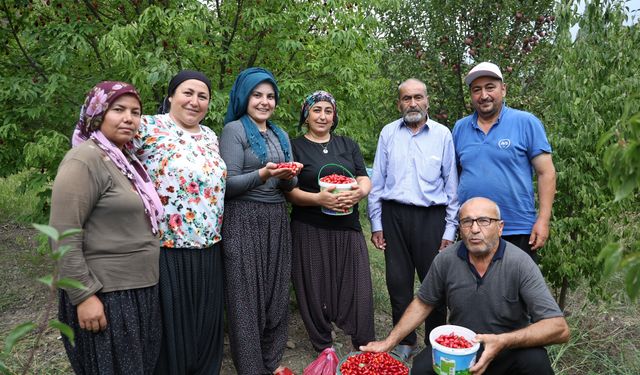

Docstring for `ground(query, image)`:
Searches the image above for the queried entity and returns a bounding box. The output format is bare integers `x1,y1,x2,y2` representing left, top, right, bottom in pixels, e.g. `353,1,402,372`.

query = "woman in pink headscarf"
51,81,163,375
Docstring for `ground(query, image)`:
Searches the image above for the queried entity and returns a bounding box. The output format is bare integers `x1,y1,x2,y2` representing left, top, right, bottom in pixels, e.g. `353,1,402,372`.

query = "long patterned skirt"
58,285,161,375
222,200,291,375
291,220,375,352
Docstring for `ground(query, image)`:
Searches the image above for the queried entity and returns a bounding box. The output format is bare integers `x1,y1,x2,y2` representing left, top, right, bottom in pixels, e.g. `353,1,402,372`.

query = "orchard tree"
0,0,394,220
600,108,640,300
378,0,556,127
540,0,640,307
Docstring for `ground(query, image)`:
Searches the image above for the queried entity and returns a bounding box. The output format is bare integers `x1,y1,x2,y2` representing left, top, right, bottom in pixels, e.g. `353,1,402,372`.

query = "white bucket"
318,180,354,216
429,325,481,375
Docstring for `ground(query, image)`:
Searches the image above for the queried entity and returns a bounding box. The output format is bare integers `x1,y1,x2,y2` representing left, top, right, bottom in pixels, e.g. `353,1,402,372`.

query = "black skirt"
58,285,161,375
154,244,224,375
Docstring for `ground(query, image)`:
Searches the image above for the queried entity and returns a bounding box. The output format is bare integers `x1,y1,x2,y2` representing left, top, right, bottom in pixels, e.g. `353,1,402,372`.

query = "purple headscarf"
71,81,163,235
298,90,339,132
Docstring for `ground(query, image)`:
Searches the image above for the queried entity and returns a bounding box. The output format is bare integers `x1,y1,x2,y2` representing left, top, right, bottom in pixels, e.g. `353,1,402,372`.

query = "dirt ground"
0,223,404,374
3,222,640,374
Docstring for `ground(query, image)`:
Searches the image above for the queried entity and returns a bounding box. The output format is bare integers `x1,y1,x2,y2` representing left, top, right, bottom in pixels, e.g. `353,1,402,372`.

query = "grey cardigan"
220,120,296,203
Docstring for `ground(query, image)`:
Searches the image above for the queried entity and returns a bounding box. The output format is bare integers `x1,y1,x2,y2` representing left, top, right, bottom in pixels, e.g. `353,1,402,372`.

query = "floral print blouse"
132,114,227,249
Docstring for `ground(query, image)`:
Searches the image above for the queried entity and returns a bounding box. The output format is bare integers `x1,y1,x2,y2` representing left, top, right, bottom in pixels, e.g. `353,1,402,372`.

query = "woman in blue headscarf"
220,67,301,375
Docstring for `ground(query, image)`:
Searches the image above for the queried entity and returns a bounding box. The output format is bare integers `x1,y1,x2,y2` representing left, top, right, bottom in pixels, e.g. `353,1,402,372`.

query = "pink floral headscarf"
75,81,141,138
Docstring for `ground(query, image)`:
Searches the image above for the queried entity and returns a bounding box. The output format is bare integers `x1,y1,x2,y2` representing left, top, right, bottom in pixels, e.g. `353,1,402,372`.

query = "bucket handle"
317,163,355,184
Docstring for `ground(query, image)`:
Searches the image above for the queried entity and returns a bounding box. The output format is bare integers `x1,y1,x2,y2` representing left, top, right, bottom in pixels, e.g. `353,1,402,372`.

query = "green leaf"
52,245,72,261
32,224,59,242
614,177,637,201
599,243,622,278
596,129,615,149
49,320,75,346
37,275,53,287
0,361,11,375
4,322,36,353
56,278,87,290
624,262,640,301
59,228,82,240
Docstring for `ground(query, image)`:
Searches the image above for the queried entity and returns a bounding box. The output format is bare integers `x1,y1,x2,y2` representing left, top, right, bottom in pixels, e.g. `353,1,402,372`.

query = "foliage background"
1,0,639,372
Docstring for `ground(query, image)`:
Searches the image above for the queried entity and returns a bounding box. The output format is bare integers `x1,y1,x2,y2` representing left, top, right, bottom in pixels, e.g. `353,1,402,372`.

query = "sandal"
391,344,419,362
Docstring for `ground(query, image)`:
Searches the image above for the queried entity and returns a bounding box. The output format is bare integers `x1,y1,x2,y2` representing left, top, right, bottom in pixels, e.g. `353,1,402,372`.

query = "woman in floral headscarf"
131,70,227,375
220,67,301,375
51,81,163,374
286,91,374,360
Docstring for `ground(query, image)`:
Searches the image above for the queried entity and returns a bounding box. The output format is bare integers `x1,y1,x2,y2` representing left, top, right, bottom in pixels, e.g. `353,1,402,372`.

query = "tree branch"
81,0,110,25
83,34,107,72
1,0,48,82
218,0,243,89
286,15,320,65
215,0,221,19
245,30,266,68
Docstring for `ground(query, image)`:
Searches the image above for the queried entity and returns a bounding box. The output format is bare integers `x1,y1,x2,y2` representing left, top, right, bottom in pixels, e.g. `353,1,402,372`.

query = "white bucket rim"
429,324,481,355
318,180,356,189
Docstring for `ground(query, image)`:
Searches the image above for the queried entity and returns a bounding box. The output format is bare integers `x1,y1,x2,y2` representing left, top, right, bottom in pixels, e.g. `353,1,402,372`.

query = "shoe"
391,344,419,362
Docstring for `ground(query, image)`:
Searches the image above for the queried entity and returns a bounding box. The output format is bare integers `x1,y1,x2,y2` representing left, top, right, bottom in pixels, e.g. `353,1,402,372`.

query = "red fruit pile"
435,333,473,349
319,174,356,184
340,352,408,375
275,162,298,170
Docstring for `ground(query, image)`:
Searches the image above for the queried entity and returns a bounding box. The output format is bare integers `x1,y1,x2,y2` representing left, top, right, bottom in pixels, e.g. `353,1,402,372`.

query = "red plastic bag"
303,347,339,375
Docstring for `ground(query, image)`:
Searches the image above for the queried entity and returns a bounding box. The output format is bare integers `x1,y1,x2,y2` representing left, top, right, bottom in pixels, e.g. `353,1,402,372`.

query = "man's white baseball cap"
464,62,503,86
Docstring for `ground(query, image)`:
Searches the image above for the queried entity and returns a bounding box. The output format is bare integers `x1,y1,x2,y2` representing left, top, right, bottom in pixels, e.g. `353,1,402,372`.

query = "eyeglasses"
459,217,501,228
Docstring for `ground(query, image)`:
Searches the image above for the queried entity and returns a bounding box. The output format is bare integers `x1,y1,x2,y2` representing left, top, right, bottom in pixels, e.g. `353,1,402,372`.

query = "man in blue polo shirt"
452,62,556,261
361,197,570,374
368,78,459,361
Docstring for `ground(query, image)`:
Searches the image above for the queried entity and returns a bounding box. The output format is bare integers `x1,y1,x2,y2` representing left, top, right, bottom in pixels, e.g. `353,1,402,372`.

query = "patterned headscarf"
71,81,164,235
224,67,291,164
75,82,141,137
298,90,339,132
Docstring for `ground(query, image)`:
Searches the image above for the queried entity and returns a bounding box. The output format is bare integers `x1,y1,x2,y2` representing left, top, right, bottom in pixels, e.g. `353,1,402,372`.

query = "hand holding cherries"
275,162,302,174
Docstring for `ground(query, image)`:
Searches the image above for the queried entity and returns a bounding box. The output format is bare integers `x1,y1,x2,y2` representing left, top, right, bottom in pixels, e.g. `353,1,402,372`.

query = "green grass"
0,221,71,375
550,284,640,375
361,219,391,315
0,170,43,224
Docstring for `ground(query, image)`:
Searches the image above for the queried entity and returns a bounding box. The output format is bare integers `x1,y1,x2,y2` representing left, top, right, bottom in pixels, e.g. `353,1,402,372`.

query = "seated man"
360,197,570,374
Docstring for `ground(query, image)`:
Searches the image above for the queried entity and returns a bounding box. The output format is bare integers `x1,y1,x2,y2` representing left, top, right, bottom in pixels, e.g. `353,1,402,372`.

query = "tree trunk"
558,275,569,311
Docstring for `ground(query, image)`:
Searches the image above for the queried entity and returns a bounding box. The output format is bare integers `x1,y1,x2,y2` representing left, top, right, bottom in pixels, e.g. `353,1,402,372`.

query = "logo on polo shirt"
498,139,511,149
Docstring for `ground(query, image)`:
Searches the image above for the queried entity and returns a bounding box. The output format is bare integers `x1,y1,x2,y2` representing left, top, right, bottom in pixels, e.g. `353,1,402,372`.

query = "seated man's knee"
481,347,553,375
511,347,553,375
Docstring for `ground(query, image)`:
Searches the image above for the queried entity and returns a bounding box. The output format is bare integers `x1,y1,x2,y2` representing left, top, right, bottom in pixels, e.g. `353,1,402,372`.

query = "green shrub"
0,170,46,224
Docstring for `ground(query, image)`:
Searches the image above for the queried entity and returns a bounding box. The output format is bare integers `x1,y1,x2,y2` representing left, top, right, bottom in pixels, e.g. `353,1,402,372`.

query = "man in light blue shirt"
368,78,459,360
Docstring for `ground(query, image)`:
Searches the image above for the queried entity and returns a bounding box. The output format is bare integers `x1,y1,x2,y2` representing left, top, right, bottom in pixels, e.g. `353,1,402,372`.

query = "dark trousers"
381,200,447,346
411,345,554,374
502,234,538,263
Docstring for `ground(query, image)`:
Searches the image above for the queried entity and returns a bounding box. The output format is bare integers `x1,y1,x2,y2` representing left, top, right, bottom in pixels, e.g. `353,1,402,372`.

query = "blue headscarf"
224,67,291,164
